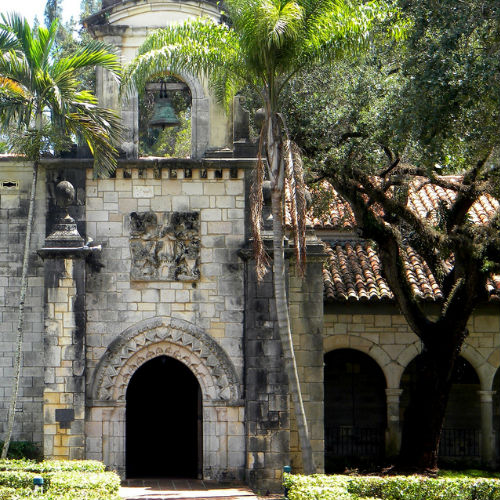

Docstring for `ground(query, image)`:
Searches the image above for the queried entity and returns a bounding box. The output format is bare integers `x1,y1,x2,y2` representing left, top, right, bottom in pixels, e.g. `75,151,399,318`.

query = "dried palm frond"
250,123,269,279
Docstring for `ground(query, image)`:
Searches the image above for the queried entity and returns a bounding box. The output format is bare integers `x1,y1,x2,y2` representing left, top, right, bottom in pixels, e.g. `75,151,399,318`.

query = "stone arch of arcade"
323,346,388,471
323,336,500,465
87,317,243,479
399,343,497,466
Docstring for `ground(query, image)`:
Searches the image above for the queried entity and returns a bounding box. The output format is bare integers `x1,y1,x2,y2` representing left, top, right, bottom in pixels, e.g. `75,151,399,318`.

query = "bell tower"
85,0,230,159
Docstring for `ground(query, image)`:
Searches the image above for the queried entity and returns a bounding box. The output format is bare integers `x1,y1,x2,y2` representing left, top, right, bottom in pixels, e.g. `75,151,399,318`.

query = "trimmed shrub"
0,486,32,500
0,460,120,500
284,473,500,500
0,459,106,473
48,471,121,495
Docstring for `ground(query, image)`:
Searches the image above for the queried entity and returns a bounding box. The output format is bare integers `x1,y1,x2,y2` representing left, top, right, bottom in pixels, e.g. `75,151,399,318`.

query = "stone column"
288,241,326,473
242,255,290,492
479,390,496,466
385,388,403,457
38,181,98,460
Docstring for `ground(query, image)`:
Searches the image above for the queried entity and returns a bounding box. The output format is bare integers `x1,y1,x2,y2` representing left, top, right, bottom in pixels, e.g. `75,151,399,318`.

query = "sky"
0,0,82,26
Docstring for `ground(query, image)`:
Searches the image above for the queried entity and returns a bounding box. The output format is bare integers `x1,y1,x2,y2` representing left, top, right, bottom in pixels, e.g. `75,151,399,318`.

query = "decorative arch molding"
90,317,241,403
461,343,496,391
323,335,398,388
394,341,496,391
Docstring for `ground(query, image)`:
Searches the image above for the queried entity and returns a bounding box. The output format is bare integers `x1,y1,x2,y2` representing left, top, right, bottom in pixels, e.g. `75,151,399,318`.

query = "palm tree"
123,0,394,473
0,12,121,458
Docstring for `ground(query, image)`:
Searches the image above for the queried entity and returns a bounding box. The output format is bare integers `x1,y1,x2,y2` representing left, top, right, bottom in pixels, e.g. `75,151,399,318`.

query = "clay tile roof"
313,177,499,230
321,176,500,302
323,240,444,302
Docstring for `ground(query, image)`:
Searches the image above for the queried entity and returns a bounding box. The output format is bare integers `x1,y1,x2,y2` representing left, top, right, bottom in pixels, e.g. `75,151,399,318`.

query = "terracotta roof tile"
313,176,499,230
324,240,449,302
319,176,500,302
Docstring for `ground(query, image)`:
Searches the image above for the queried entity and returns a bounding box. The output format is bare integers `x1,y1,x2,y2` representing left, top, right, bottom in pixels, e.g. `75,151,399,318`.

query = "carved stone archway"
87,317,245,479
91,316,241,404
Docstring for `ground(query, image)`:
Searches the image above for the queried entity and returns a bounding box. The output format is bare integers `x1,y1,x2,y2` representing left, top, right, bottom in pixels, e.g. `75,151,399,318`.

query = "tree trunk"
271,189,316,474
399,341,460,470
1,160,39,459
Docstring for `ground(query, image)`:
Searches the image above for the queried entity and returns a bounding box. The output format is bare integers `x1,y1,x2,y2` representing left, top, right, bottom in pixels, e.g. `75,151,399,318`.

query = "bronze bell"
149,82,180,129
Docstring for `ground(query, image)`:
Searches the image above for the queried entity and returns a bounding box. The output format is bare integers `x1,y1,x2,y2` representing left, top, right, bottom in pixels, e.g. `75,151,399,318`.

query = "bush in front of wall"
0,459,106,473
284,473,500,500
0,441,42,460
0,459,120,500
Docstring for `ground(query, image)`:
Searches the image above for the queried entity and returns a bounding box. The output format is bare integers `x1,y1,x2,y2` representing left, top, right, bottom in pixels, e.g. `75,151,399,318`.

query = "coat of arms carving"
129,211,200,281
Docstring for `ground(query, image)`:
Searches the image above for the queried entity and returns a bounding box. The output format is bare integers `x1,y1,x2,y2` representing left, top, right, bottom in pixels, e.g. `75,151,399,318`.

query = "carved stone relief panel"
129,211,200,281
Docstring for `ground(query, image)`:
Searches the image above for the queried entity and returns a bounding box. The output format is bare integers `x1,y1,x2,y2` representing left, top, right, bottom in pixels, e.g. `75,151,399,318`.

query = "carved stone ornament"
129,211,200,281
90,317,241,404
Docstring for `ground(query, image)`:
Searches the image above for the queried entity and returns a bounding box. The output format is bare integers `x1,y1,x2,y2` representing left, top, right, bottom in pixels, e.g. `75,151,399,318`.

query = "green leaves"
0,13,121,177
285,472,500,500
123,0,398,110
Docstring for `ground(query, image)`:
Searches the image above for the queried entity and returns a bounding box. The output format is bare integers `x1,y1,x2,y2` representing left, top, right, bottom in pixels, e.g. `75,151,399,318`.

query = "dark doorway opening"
324,349,387,472
126,355,202,478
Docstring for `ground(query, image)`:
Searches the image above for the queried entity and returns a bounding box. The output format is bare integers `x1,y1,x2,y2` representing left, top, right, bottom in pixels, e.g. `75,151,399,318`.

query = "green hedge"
0,459,106,473
284,473,500,500
0,460,120,500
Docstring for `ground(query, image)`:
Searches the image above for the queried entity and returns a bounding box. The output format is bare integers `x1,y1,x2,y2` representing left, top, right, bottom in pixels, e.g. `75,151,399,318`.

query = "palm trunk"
270,191,315,474
265,108,315,474
1,160,39,459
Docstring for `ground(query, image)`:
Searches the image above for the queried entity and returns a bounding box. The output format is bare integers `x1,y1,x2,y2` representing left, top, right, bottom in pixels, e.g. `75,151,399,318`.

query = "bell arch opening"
126,355,202,478
324,349,387,472
139,75,192,158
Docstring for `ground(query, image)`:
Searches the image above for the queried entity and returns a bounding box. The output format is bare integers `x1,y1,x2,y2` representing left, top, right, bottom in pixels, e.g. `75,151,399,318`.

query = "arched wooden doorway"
324,349,387,471
126,355,202,478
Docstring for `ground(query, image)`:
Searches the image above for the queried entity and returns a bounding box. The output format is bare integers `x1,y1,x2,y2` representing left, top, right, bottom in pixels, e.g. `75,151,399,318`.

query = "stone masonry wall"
84,163,247,478
84,165,246,379
244,258,290,491
43,257,86,460
0,162,46,446
288,256,325,474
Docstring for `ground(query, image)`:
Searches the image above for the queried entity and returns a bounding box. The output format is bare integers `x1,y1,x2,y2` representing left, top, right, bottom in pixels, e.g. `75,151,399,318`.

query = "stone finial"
44,181,84,248
55,180,76,209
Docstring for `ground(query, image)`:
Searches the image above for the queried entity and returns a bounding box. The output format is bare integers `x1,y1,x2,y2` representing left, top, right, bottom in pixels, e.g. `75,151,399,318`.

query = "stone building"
0,0,499,492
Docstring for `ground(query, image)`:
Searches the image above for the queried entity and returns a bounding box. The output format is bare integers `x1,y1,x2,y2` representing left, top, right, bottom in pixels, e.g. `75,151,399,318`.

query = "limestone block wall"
85,165,246,374
84,163,247,479
0,161,46,445
42,257,86,460
244,260,290,491
288,256,325,473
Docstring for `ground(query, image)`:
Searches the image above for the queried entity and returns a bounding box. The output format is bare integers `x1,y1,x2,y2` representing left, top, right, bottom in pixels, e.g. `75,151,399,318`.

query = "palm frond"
0,13,35,68
250,124,270,279
122,18,249,106
0,14,121,175
55,40,121,77
64,100,122,177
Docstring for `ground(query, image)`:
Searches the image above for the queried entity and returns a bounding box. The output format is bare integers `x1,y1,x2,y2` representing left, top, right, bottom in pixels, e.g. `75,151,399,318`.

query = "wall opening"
139,76,192,158
401,355,481,462
126,355,202,478
324,349,386,472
